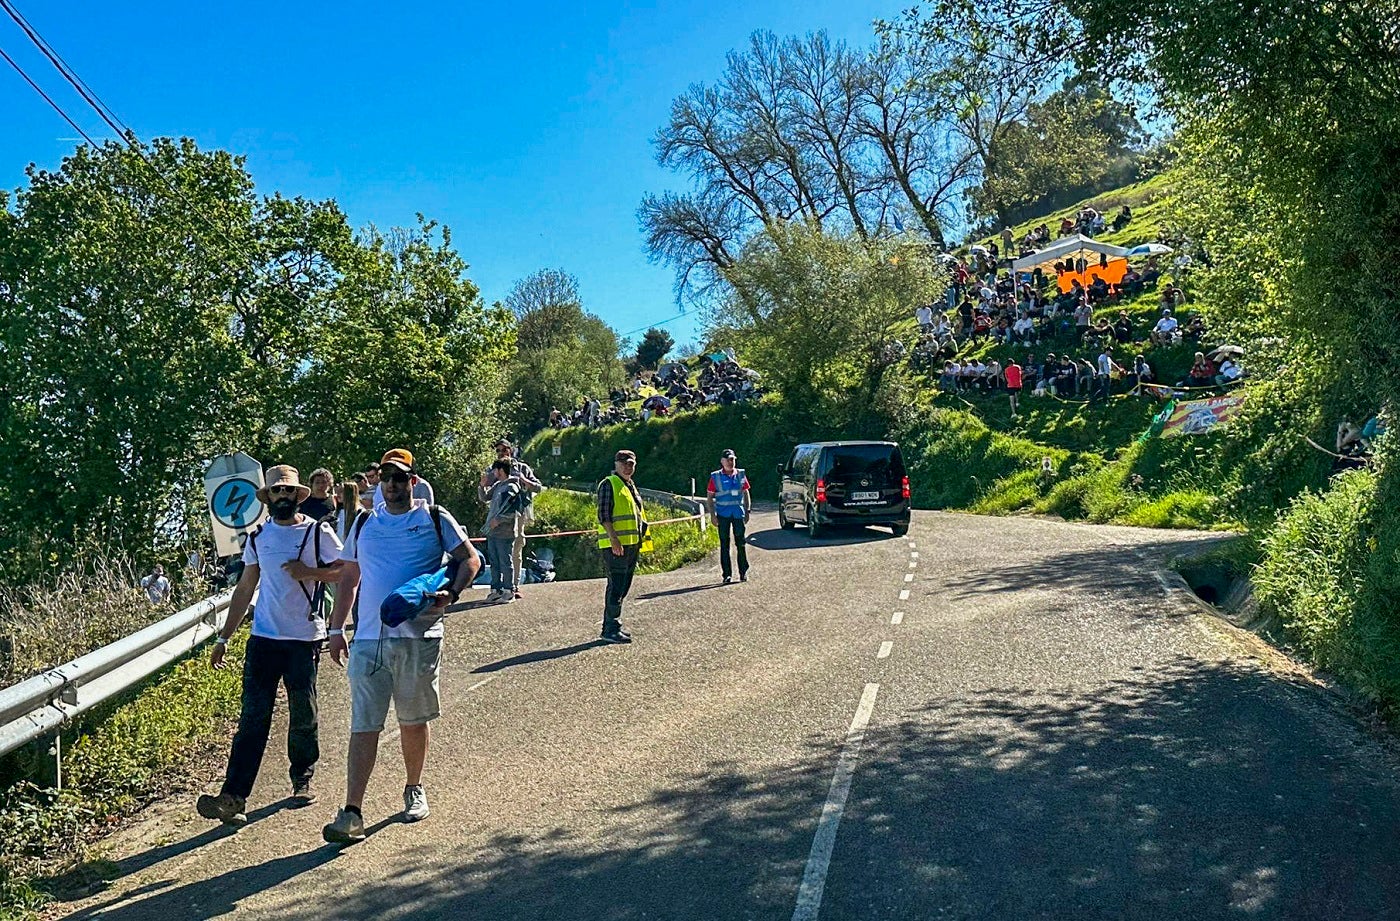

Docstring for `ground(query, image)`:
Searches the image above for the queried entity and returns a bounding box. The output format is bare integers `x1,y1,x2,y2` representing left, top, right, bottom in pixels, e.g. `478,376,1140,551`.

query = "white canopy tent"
1010,234,1129,272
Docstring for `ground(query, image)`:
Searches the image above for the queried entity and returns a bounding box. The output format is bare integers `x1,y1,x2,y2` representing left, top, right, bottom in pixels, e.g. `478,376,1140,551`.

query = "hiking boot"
739,572,748,583
290,778,316,807
322,807,366,844
403,785,430,823
600,629,632,644
196,792,247,826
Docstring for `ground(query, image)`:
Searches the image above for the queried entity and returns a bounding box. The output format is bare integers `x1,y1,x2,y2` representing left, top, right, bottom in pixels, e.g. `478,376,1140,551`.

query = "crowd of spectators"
548,350,764,429
907,205,1243,410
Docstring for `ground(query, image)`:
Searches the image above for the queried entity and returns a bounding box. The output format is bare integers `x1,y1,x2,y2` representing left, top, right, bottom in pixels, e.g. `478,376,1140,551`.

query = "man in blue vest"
595,449,647,644
707,448,751,584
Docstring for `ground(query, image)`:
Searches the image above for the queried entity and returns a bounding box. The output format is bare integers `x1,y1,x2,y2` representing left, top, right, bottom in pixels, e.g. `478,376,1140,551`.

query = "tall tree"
633,328,675,371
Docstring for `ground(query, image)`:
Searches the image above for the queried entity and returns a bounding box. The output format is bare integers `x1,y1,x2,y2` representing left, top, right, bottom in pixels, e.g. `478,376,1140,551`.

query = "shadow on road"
636,584,728,600
746,526,900,552
939,536,1230,607
57,657,1400,919
470,641,607,674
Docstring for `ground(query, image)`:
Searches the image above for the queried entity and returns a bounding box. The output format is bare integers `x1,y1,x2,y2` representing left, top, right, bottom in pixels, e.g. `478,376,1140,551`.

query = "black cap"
720,449,736,459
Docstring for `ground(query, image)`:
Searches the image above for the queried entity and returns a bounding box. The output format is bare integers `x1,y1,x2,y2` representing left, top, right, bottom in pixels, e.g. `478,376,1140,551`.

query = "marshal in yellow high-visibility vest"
596,474,651,551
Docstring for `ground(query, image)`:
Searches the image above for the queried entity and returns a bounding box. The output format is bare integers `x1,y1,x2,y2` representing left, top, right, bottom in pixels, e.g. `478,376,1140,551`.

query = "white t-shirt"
373,476,435,509
340,499,467,640
1155,316,1179,333
140,574,170,605
915,306,933,325
243,517,343,641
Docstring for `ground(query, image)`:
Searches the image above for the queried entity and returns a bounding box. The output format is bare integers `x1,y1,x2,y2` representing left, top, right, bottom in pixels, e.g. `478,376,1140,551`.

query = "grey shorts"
348,638,442,733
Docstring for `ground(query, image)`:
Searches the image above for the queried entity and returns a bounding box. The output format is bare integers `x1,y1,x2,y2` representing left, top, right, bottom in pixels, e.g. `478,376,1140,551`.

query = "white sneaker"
322,807,365,843
403,785,430,822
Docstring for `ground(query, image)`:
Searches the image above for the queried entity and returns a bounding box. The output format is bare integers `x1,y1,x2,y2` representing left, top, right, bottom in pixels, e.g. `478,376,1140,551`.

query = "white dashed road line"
876,641,893,659
908,561,917,569
891,612,903,625
903,573,914,582
898,589,910,601
791,682,881,921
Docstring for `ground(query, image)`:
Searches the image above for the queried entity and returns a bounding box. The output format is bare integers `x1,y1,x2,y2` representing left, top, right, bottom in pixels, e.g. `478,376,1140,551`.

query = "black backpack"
247,518,337,621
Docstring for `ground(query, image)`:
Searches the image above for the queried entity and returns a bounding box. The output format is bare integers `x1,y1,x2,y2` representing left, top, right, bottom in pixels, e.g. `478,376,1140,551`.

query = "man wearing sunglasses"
595,449,648,644
196,465,344,827
323,448,480,843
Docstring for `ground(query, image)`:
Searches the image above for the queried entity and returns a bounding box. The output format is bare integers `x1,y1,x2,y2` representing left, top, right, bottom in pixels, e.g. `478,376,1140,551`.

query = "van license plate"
851,491,880,501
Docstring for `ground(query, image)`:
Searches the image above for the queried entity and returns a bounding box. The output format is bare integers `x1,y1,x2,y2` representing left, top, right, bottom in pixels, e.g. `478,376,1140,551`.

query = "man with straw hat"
196,465,345,826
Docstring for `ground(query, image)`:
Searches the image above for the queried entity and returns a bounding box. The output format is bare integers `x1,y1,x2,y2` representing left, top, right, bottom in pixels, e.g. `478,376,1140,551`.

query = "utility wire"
621,310,690,337
0,0,309,304
0,41,98,146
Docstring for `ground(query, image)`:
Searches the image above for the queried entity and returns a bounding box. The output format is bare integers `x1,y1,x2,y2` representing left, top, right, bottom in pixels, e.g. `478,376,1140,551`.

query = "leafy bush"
1254,470,1400,709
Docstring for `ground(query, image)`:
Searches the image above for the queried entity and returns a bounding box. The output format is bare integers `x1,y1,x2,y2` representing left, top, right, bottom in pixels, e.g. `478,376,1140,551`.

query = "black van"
778,441,911,538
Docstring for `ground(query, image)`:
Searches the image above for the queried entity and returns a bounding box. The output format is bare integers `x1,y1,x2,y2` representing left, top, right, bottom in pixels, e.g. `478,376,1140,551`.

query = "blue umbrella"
1126,243,1174,256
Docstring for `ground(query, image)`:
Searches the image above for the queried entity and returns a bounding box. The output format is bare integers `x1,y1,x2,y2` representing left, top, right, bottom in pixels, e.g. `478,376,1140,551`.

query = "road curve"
54,510,1400,920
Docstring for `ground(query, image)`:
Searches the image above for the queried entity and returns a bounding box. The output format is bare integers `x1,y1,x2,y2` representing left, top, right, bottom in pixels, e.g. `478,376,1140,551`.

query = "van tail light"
815,478,827,503
902,476,911,500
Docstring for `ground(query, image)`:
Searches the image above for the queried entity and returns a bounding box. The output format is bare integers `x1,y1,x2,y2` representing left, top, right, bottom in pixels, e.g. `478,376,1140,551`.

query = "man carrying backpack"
322,449,480,843
479,439,543,599
196,465,344,826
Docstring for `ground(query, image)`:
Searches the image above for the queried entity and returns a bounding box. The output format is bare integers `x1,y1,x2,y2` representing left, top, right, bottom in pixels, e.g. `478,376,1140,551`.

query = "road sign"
204,453,268,558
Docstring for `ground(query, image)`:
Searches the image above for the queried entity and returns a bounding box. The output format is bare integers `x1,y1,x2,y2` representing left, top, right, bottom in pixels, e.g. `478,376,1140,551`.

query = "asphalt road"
54,510,1400,920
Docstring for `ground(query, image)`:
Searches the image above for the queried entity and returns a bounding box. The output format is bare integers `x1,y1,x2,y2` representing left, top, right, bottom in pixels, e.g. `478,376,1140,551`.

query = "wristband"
214,636,228,645
327,628,345,637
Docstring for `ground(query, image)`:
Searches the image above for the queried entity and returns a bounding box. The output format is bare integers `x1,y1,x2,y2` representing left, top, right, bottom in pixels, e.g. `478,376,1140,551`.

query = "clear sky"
0,0,902,349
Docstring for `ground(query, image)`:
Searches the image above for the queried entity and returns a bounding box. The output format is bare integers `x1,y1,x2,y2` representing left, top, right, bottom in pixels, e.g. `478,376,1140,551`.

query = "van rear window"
824,445,903,480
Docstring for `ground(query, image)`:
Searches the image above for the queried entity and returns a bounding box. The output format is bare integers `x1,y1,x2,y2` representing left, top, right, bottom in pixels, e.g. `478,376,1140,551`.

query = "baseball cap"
380,448,414,472
615,449,637,462
720,449,736,459
493,438,512,449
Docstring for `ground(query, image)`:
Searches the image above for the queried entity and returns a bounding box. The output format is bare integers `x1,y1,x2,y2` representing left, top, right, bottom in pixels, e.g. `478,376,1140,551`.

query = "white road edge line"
898,589,910,601
792,682,880,921
908,561,917,570
903,574,914,583
891,612,904,625
909,552,918,560
877,641,893,659
465,676,498,694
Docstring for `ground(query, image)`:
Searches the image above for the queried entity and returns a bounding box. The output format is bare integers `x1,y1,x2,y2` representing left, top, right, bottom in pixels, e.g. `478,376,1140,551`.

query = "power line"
0,41,97,146
0,0,309,304
621,310,690,337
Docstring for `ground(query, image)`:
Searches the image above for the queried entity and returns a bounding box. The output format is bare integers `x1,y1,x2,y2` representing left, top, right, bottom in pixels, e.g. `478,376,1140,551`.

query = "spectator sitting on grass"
1012,312,1036,345
939,360,959,393
1184,314,1207,342
1150,309,1179,346
1087,316,1113,348
1215,356,1243,386
1113,310,1134,345
1122,267,1145,296
1088,276,1110,304
1126,354,1154,392
1076,358,1096,396
992,316,1011,344
985,359,1002,391
972,312,992,342
915,303,934,332
1179,352,1217,388
1111,204,1133,232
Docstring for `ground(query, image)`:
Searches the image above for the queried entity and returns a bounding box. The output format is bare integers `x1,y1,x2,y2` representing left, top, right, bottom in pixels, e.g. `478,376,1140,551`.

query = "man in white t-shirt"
140,565,171,605
196,465,344,827
915,304,934,331
1151,309,1179,346
322,448,479,843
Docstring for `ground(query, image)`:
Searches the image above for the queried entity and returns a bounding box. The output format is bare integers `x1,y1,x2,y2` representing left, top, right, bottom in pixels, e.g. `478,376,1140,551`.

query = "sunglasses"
380,469,411,484
268,485,299,496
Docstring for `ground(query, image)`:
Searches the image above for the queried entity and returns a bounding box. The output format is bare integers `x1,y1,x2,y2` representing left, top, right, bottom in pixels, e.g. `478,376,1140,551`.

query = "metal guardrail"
0,486,702,770
0,591,233,763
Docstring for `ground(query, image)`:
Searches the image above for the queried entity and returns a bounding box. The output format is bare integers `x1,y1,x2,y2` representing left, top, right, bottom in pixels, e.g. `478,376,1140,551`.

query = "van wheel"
807,508,824,540
779,507,795,530
891,521,909,537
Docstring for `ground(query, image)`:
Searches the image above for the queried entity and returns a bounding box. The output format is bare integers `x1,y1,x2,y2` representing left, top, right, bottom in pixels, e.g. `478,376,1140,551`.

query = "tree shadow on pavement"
938,538,1228,609
66,657,1400,920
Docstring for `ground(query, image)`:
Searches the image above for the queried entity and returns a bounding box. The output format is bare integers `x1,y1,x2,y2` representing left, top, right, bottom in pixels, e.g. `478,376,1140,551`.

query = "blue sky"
0,0,902,349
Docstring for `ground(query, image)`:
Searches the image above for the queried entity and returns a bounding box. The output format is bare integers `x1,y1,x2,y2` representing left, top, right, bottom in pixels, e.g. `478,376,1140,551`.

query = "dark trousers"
600,544,641,632
716,515,748,578
221,635,320,800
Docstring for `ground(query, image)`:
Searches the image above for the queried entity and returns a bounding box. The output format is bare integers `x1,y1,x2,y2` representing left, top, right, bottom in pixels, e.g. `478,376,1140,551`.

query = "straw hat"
256,465,311,504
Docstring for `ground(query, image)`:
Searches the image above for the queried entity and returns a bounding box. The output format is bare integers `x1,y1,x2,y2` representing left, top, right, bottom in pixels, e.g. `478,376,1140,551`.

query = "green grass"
527,488,717,581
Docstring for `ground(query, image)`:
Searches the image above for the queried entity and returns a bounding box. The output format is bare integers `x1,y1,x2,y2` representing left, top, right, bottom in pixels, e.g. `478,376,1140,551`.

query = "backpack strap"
428,504,447,553
246,522,265,560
